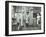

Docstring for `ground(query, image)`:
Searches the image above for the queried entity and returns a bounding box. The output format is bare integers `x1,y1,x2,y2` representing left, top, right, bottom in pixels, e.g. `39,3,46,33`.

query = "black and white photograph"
5,1,45,36
12,6,41,31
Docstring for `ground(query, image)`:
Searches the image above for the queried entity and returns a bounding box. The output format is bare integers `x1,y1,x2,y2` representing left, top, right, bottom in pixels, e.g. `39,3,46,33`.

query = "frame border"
5,1,45,36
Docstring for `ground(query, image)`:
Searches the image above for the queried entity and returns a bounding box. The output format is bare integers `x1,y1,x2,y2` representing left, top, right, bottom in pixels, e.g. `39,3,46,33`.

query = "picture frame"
5,1,45,36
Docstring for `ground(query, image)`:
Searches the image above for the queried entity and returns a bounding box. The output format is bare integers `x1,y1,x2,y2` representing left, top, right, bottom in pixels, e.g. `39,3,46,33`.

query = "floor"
12,24,41,31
